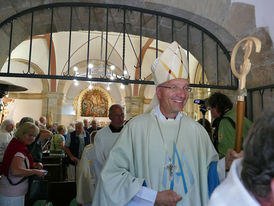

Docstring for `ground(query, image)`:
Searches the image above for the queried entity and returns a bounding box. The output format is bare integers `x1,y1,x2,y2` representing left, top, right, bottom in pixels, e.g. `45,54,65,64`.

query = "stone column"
125,96,144,120
42,92,64,124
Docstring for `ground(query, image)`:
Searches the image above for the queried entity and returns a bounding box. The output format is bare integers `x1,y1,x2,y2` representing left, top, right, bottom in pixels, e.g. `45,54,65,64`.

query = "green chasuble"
218,109,252,158
92,110,218,206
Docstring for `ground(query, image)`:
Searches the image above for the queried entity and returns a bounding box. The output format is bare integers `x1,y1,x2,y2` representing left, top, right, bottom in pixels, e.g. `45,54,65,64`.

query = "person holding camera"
207,92,252,159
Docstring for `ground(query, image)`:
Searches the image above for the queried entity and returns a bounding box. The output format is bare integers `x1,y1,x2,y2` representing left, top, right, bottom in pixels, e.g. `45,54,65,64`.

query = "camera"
194,99,207,115
194,99,206,105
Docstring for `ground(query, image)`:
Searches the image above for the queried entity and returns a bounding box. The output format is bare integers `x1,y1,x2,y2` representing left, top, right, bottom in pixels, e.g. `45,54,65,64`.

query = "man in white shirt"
92,41,222,206
93,104,124,180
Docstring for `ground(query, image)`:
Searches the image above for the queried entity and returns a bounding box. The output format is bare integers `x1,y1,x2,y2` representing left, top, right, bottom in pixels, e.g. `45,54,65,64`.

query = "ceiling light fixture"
88,63,94,69
110,65,115,71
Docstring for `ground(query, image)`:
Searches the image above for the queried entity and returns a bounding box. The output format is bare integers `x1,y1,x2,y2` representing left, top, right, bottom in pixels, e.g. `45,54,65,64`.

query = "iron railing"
0,2,237,89
247,84,274,121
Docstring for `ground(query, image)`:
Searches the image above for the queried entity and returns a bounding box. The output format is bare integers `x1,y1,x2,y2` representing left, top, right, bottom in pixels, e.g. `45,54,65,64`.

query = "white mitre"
145,41,189,113
151,41,189,86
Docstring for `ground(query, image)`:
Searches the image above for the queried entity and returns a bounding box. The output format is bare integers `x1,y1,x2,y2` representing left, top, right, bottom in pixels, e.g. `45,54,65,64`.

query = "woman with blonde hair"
0,122,46,206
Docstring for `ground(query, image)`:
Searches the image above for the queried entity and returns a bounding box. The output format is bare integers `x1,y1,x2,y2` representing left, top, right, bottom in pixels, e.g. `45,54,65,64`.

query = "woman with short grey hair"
0,119,15,162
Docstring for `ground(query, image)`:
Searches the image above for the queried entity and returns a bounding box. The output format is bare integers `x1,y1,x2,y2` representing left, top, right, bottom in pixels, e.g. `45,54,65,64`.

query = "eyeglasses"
158,85,192,93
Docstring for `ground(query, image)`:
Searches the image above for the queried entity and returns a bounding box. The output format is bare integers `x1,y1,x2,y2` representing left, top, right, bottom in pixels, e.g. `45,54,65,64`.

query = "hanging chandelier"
71,60,129,90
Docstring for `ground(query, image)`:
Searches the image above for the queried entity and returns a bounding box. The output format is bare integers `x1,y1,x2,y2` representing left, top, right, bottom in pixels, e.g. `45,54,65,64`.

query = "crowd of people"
0,115,103,205
0,41,273,206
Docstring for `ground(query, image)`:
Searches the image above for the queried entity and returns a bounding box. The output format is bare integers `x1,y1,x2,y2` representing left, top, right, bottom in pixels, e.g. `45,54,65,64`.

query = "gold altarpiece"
73,85,113,119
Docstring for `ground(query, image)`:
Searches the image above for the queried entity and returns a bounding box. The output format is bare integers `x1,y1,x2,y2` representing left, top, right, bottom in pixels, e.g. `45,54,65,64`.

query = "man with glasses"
93,42,221,206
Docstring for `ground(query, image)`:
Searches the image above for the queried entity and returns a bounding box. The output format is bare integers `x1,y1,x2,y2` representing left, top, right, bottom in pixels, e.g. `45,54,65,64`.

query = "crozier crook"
230,36,261,152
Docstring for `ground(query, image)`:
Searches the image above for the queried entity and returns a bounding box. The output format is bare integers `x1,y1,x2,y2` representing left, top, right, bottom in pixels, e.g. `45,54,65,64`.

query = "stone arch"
1,1,270,76
8,58,49,92
0,2,235,84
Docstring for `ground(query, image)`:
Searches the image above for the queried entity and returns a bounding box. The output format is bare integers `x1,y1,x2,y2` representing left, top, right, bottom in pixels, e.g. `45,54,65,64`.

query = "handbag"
27,175,48,200
7,158,48,201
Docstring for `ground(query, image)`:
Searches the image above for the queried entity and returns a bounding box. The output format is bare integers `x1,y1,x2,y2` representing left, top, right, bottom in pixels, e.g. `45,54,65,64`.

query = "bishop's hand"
155,190,182,206
225,149,244,171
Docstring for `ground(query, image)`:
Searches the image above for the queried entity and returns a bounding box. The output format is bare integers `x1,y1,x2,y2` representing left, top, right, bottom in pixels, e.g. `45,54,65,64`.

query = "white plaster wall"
5,99,42,124
62,104,75,116
10,39,49,74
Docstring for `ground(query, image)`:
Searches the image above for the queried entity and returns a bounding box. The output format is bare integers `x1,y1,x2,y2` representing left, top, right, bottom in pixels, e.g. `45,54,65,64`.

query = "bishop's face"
156,78,190,119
